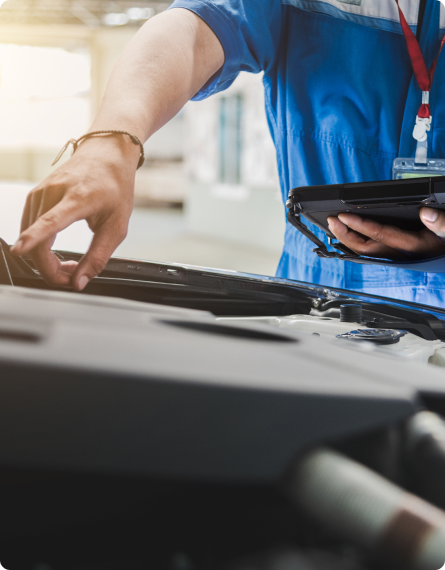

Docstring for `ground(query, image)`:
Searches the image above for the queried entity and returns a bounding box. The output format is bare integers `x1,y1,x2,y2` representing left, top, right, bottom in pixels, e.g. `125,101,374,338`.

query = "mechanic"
10,0,445,306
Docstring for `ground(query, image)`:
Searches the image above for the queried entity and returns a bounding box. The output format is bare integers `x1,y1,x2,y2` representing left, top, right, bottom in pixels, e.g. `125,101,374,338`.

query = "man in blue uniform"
11,0,445,306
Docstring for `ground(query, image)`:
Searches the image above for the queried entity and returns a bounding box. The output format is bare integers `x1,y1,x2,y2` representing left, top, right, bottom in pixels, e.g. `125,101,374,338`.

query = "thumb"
420,208,445,239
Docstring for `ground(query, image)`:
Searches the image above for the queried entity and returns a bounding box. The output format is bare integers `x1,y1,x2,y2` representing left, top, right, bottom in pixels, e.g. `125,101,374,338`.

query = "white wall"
183,72,285,253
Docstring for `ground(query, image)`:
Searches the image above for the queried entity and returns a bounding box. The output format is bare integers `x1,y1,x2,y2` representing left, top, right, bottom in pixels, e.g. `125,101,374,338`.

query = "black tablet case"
286,177,445,272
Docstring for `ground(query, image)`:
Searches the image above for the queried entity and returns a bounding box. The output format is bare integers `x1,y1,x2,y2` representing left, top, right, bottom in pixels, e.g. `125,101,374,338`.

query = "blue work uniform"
169,0,445,307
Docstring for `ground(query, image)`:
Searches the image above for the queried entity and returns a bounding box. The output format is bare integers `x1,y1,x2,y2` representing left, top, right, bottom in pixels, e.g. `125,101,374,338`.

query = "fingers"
28,240,79,288
35,186,64,224
420,208,445,239
328,215,401,259
72,222,127,291
11,199,81,257
328,211,445,259
339,213,424,251
20,185,61,233
20,190,33,234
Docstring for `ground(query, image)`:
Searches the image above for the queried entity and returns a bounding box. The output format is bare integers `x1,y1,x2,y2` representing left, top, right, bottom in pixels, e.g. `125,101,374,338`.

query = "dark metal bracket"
286,209,359,260
0,240,13,286
0,239,39,287
366,319,438,341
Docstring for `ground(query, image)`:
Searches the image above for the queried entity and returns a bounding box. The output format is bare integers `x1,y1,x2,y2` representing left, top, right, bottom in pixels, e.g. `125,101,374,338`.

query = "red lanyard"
395,0,445,118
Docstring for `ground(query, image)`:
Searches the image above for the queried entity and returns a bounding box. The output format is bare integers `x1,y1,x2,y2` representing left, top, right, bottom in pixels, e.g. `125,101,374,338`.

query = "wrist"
57,131,143,170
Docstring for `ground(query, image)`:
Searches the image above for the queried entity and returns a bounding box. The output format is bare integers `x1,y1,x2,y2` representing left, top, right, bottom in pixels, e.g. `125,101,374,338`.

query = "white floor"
0,181,280,276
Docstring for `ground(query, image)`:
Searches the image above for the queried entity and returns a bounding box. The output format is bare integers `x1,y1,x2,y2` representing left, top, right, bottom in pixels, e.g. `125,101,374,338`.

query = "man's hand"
10,135,138,291
8,8,224,290
327,208,445,260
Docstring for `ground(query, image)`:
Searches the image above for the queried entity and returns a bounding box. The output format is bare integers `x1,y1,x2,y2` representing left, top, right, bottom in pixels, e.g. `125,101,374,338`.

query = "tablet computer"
286,176,445,259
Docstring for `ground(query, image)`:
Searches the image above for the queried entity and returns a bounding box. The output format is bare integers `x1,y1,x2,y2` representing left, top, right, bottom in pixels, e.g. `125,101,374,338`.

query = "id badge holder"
393,157,445,180
393,111,445,179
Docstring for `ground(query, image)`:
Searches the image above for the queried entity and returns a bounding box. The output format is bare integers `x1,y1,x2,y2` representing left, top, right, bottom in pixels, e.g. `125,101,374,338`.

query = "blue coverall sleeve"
167,0,282,100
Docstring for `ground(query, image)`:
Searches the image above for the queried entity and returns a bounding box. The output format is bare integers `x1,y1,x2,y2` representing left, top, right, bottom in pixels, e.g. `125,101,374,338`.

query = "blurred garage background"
0,0,285,275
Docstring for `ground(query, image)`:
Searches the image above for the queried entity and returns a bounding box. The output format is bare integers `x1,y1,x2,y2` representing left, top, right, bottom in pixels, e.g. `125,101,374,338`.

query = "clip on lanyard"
395,0,445,163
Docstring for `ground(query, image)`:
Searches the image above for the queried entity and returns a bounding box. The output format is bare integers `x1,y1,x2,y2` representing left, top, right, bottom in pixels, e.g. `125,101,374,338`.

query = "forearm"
89,8,225,142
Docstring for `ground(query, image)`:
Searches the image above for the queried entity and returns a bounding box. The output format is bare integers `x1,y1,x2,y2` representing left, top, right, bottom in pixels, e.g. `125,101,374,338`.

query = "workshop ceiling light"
102,12,129,26
127,7,154,21
0,1,167,25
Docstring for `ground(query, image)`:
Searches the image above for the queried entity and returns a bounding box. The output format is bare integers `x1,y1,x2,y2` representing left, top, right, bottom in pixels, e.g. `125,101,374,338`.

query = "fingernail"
421,209,439,223
77,276,88,291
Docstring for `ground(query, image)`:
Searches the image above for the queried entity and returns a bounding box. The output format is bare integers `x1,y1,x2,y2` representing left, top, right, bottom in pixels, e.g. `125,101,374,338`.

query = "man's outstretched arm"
11,8,224,291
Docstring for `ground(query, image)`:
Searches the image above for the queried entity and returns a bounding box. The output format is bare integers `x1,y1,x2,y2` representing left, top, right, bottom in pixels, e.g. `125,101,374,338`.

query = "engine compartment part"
340,304,363,323
225,548,367,570
404,412,445,510
287,448,445,570
0,284,420,482
365,318,438,341
336,329,408,345
312,298,445,342
218,314,445,368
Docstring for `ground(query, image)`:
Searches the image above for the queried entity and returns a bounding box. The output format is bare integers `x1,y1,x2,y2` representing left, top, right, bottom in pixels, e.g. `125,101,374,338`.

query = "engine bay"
1,238,445,570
